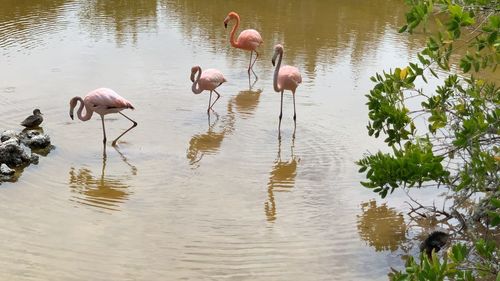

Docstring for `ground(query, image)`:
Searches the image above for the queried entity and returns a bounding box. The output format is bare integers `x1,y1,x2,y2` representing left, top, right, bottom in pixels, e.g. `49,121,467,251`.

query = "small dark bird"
420,230,450,259
21,109,43,128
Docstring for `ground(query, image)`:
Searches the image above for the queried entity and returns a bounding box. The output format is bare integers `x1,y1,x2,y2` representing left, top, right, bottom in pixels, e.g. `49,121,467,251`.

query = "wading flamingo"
272,44,302,132
190,66,227,113
224,11,263,77
69,88,137,146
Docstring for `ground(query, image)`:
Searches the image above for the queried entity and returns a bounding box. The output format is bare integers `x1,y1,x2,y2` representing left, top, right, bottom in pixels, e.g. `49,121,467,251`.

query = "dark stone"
0,129,52,183
30,154,39,164
0,142,31,166
1,130,18,142
19,130,51,149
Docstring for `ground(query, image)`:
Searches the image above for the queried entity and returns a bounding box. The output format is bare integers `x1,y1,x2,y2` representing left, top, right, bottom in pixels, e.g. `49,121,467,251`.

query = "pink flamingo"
69,88,137,146
272,44,302,131
224,11,263,77
190,66,227,113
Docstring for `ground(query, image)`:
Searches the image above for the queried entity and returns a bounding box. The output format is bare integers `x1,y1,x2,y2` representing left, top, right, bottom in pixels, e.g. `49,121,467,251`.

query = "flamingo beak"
272,58,276,67
224,22,227,29
69,110,74,120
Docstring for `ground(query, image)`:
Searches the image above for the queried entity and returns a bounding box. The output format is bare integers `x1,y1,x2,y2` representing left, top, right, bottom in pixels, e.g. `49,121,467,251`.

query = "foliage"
390,241,499,281
357,0,499,280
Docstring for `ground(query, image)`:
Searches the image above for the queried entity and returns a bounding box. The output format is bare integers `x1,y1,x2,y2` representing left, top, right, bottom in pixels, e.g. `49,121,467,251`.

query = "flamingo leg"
207,91,213,113
250,51,259,72
111,112,138,146
278,90,283,133
101,115,107,144
293,92,297,122
247,51,253,74
248,51,259,80
210,90,221,110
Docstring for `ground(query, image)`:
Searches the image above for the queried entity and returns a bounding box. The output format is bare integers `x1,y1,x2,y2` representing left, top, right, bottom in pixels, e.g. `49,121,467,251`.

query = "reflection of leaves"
0,0,68,50
162,0,411,78
79,0,158,46
357,200,406,252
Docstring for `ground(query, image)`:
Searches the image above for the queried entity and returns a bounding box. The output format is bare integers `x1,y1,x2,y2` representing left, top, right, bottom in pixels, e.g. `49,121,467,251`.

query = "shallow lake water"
1,1,435,280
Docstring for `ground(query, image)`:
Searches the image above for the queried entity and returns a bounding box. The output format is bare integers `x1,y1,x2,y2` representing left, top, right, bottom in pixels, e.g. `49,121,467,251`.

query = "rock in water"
19,130,51,148
1,130,18,142
0,141,31,166
0,164,15,175
0,129,52,183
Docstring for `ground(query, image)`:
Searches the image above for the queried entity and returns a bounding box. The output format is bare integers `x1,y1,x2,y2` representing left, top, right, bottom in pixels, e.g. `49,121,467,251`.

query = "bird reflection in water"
68,147,136,211
265,134,299,222
187,87,262,167
186,101,235,167
231,88,262,119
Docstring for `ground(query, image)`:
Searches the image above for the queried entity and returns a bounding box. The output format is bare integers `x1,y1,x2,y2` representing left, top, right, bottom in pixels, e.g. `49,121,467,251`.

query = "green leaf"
491,198,500,208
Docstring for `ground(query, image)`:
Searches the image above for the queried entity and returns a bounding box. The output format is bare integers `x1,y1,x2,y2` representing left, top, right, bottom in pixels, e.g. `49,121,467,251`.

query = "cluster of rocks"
0,129,51,182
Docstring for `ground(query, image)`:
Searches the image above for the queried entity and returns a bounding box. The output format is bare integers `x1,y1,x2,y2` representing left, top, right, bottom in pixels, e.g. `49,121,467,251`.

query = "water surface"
1,1,429,280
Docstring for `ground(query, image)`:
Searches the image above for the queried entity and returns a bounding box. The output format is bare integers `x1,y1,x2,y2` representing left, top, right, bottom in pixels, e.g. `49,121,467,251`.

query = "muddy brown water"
1,1,435,280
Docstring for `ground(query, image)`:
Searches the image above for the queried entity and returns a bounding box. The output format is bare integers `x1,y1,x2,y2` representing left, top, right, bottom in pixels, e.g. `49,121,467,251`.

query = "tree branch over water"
357,0,499,279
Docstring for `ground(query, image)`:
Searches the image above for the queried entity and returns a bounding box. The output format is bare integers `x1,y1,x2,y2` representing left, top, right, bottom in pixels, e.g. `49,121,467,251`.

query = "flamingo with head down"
190,66,227,113
69,88,137,146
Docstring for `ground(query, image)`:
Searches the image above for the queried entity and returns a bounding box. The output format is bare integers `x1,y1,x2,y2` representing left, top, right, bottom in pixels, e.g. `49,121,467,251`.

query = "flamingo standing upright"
271,44,302,132
190,66,227,113
223,11,263,77
69,88,137,146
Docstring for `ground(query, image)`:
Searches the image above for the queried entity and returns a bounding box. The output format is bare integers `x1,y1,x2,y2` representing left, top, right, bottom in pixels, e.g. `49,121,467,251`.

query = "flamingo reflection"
68,147,136,211
187,103,235,167
231,88,262,119
265,136,299,222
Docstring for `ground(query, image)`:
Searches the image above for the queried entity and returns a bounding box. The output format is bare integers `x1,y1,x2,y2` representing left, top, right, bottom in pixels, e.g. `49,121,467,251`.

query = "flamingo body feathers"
235,29,263,51
277,65,302,93
197,69,227,92
84,88,134,116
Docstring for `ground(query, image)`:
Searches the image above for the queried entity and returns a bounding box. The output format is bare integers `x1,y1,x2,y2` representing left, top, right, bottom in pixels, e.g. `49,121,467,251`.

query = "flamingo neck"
75,97,94,121
229,16,240,48
273,50,283,92
191,67,203,94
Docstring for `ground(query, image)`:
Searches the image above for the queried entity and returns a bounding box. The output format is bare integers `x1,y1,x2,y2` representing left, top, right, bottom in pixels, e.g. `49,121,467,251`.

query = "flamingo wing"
85,88,134,109
200,69,227,90
279,65,302,90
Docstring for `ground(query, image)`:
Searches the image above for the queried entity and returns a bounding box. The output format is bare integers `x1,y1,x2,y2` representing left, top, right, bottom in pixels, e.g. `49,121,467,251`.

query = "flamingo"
69,88,137,146
190,66,227,113
223,11,263,77
272,44,302,132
